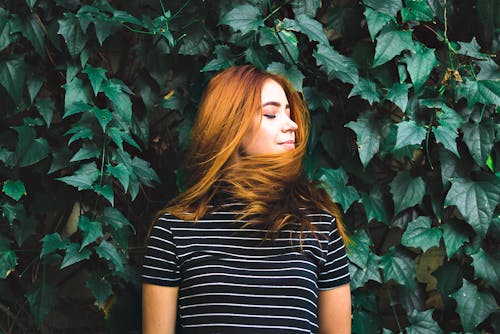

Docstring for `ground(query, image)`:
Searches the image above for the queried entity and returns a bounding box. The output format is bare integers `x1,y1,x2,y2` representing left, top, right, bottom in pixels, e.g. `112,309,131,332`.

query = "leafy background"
0,0,498,333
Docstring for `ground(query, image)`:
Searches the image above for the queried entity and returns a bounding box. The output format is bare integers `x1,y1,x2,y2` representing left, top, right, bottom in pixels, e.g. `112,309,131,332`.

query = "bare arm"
142,283,179,334
318,283,352,334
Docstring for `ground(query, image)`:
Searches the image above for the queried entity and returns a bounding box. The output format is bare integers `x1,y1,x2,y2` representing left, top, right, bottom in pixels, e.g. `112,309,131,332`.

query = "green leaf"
395,120,426,150
93,184,114,206
82,65,107,96
284,14,329,45
476,58,500,80
433,125,460,157
362,0,403,17
303,87,333,112
456,37,489,60
401,217,442,252
401,0,435,22
85,274,112,308
266,62,305,92
348,230,382,289
2,179,26,201
63,79,91,113
56,162,100,190
313,44,359,84
27,74,43,103
380,247,416,289
66,125,93,145
40,233,68,258
441,222,469,258
70,143,100,162
444,177,500,238
201,45,234,72
386,82,411,112
106,163,130,192
178,25,212,56
102,79,132,124
0,237,17,279
35,98,55,128
471,249,500,291
1,202,27,225
132,157,160,187
318,167,360,212
348,78,381,105
360,188,388,224
345,111,382,167
402,45,438,91
0,56,27,103
220,4,264,35
12,126,49,167
462,119,496,166
406,309,443,334
364,6,394,41
20,14,46,58
60,243,91,269
244,45,268,69
390,171,426,214
92,107,113,132
95,240,124,272
456,79,500,107
58,13,87,57
450,279,498,331
94,20,119,46
0,8,11,52
78,216,103,250
290,0,321,17
26,280,58,326
433,261,463,297
373,30,414,67
102,207,134,233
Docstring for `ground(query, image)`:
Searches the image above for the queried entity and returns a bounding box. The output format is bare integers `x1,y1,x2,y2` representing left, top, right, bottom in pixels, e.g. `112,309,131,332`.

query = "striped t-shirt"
142,203,350,333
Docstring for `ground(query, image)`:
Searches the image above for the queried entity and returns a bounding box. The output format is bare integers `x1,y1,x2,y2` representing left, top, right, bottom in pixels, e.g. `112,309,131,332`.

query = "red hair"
158,65,350,243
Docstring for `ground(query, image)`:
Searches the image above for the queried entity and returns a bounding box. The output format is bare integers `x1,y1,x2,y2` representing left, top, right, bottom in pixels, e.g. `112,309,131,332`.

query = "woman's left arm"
318,283,352,334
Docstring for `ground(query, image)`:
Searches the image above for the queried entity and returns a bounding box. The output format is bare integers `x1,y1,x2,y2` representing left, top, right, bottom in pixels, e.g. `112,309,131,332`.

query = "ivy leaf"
401,217,442,252
313,44,359,84
0,8,11,52
318,167,360,212
386,82,410,112
441,222,469,258
201,45,234,72
259,26,299,64
0,55,27,103
70,143,100,162
63,78,91,113
85,274,112,308
290,0,321,17
390,171,426,215
58,13,87,58
444,177,500,238
26,280,58,326
405,309,443,334
394,120,426,150
35,98,55,128
178,25,212,56
3,179,26,201
402,45,438,91
20,14,46,58
0,237,17,279
450,279,498,332
348,230,382,289
266,62,305,93
476,58,500,80
433,261,463,298
303,87,333,112
433,125,459,157
12,126,49,167
373,30,414,67
360,188,388,224
102,79,133,124
93,184,114,206
132,156,160,187
380,247,416,289
78,216,103,250
462,119,496,166
56,162,100,190
284,14,329,45
348,78,381,105
471,249,500,291
401,0,435,23
364,6,394,41
361,0,403,17
92,107,113,132
345,111,382,167
244,45,268,70
82,65,107,96
102,207,134,234
106,163,130,192
220,4,264,35
1,202,27,225
95,240,124,272
40,233,68,258
456,37,489,60
60,243,91,269
65,125,93,145
456,79,500,107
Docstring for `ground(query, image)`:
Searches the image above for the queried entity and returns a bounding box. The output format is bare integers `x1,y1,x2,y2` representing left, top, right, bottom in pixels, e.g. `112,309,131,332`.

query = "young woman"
142,65,351,334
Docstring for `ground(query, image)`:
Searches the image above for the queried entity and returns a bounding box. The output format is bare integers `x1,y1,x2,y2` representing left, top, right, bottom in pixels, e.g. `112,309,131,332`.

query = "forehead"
261,79,288,103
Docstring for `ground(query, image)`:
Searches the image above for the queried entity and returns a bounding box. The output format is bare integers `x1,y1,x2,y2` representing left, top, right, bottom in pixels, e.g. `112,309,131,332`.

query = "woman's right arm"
142,283,179,334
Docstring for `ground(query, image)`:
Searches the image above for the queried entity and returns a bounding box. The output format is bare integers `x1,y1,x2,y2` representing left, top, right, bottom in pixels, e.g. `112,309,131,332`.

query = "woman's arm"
142,283,179,334
318,283,352,334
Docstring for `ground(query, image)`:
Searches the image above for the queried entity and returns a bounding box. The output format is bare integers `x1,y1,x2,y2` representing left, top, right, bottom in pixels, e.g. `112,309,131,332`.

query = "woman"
142,65,351,333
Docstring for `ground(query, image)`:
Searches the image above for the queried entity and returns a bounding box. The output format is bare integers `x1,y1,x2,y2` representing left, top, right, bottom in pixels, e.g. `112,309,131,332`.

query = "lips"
279,140,295,149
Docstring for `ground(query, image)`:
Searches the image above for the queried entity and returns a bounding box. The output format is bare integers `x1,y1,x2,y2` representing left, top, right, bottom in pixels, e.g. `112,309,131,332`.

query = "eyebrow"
262,101,290,108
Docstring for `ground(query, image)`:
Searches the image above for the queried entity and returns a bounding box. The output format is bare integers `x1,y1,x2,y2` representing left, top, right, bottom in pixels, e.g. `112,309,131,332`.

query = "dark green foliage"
0,0,498,332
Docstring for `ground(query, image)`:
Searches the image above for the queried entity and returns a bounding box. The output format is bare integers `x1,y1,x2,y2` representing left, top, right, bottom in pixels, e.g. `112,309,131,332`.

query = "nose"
283,117,298,133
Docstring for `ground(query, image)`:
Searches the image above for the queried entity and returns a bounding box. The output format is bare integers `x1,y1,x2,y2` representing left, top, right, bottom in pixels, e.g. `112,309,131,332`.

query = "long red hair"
158,65,350,243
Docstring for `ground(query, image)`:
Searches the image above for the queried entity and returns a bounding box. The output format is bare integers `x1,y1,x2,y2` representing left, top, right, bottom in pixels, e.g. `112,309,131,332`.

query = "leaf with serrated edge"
220,4,264,35
373,30,414,67
380,247,416,289
360,188,388,224
390,171,425,214
401,0,435,23
290,0,320,17
406,309,443,334
26,281,58,326
266,62,305,93
441,223,468,258
434,125,459,157
401,217,442,252
364,6,393,41
92,107,113,132
348,78,381,105
21,14,46,58
60,243,91,269
313,44,359,84
13,126,49,167
96,240,124,272
395,120,426,150
456,79,500,107
58,13,87,57
106,163,130,192
319,167,360,212
0,56,27,103
345,111,382,167
471,249,500,291
93,184,114,206
40,233,68,258
82,65,107,96
450,279,497,331
402,46,438,91
462,119,496,166
85,274,112,308
56,162,100,190
386,82,410,112
78,216,103,250
290,14,328,45
3,179,26,201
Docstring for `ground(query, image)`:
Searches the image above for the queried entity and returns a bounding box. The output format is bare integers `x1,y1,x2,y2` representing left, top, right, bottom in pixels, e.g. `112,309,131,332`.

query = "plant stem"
386,287,403,333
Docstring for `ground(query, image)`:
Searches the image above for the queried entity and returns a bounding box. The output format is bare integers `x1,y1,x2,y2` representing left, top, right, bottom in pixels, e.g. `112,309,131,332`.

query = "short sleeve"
141,216,181,286
318,217,350,290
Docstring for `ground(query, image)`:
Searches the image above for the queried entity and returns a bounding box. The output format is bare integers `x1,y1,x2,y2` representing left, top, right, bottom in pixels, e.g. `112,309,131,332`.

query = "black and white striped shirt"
142,203,350,333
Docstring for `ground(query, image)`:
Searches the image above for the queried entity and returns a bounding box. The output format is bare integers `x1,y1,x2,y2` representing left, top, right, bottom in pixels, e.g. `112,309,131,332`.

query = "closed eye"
263,114,276,119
